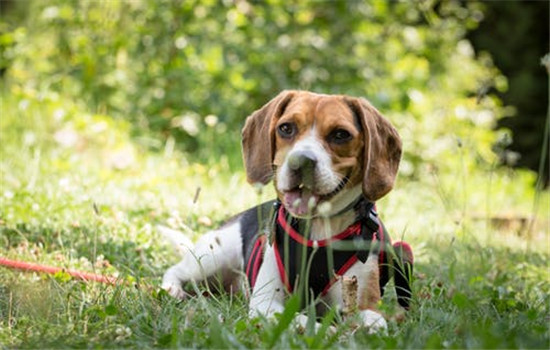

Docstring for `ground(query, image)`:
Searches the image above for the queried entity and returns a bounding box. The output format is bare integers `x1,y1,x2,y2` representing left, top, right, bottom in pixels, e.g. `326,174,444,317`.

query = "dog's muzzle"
281,149,350,217
287,151,317,189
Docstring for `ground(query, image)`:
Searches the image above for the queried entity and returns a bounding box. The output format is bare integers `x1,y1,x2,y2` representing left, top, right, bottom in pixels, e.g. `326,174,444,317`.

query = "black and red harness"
244,198,413,308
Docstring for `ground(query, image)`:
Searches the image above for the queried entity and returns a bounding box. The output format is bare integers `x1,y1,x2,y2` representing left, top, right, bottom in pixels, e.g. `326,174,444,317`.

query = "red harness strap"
272,205,386,298
244,200,414,309
276,206,362,247
245,235,267,289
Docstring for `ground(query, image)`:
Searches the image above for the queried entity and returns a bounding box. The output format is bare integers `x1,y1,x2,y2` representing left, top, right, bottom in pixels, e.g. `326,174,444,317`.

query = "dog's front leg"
162,222,243,299
162,253,207,299
248,245,286,319
358,251,388,333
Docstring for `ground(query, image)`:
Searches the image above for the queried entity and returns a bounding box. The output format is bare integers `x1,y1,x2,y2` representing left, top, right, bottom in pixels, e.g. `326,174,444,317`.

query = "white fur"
161,221,244,299
248,244,285,318
360,309,388,334
157,225,194,256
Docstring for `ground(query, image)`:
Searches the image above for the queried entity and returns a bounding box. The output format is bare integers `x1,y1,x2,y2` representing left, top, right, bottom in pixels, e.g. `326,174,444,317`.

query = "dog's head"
242,90,401,217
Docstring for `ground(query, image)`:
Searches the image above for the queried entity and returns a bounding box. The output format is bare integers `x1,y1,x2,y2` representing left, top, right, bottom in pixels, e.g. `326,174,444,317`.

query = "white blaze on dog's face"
273,96,365,217
242,90,402,218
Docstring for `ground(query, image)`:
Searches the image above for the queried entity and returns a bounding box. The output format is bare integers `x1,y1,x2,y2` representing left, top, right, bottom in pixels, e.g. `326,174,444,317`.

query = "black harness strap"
243,198,413,308
273,199,389,302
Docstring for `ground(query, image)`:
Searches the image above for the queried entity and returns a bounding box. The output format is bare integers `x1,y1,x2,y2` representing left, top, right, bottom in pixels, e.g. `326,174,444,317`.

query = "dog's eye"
329,129,352,144
277,122,296,138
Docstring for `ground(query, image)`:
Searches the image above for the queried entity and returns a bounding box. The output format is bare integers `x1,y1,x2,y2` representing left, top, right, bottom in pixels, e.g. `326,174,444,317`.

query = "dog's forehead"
285,94,355,124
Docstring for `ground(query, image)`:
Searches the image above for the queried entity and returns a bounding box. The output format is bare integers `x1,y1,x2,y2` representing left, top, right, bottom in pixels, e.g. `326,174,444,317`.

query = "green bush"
3,0,507,174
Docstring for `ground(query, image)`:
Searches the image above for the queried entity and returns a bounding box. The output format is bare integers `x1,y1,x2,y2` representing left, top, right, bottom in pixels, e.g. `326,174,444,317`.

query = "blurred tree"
1,0,510,179
0,0,29,77
467,0,549,186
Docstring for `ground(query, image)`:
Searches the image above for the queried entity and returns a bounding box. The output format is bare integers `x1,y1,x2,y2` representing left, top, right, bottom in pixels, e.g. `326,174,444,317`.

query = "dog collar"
276,205,362,248
273,198,381,249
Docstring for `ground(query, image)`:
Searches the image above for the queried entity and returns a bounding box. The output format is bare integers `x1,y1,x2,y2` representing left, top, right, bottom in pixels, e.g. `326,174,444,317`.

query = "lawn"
1,91,549,349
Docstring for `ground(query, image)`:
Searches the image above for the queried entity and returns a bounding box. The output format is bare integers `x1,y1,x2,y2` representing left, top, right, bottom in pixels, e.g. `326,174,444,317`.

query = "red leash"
0,257,119,285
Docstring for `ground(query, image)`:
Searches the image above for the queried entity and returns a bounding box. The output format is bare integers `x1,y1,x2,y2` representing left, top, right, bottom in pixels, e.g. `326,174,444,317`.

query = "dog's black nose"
288,151,317,188
288,150,317,171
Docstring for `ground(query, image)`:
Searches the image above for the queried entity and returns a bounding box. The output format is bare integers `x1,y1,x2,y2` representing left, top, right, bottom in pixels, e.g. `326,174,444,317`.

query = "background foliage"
467,0,549,183
3,0,511,176
1,0,548,349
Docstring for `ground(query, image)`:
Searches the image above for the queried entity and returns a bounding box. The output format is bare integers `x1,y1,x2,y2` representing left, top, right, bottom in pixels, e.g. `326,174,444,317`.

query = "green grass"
1,91,549,349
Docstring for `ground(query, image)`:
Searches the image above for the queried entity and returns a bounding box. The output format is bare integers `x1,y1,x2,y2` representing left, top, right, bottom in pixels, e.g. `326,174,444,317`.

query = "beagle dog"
162,91,413,332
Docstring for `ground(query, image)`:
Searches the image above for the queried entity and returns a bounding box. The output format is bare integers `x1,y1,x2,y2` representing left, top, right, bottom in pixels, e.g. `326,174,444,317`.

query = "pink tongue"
284,190,319,216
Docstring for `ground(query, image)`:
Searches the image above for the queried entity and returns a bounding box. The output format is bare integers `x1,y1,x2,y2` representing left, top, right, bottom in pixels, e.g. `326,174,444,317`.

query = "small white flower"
175,36,188,49
317,202,333,217
204,115,218,127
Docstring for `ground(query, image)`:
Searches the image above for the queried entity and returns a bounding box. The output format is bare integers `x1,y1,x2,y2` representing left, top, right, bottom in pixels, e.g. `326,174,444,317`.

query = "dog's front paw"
293,314,337,335
360,309,387,334
161,281,187,300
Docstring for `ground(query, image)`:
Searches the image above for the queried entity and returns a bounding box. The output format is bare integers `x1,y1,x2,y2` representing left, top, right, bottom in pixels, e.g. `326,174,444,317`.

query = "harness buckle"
357,200,380,233
366,208,380,233
355,201,380,263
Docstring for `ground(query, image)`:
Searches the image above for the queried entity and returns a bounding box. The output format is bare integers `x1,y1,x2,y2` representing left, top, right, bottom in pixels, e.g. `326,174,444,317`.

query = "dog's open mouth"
283,177,349,216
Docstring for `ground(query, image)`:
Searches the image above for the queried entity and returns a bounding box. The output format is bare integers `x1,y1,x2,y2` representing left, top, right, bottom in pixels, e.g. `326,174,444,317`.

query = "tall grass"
0,92,548,348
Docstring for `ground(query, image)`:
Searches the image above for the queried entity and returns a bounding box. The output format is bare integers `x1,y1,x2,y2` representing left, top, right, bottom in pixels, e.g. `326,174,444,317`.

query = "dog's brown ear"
242,90,296,185
347,98,402,202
